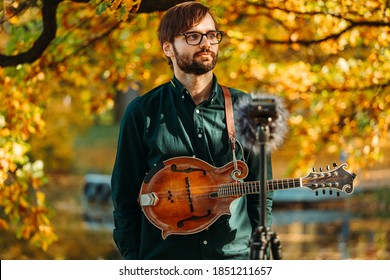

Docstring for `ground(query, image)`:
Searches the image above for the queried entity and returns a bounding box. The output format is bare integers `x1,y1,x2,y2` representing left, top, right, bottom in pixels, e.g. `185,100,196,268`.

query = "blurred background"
0,0,389,259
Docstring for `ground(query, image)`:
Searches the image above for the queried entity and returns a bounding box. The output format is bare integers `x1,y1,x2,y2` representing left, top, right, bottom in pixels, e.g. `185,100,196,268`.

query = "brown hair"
157,1,220,48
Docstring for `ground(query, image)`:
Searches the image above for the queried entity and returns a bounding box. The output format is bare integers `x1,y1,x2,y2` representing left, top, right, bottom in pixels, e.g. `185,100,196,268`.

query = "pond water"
269,188,390,260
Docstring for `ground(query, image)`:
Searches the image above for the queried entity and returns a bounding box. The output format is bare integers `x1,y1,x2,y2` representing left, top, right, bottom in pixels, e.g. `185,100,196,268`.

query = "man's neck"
175,71,214,105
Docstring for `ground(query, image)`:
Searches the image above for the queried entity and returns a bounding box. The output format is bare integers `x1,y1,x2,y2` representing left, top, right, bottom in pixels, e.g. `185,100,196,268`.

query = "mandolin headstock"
302,163,356,196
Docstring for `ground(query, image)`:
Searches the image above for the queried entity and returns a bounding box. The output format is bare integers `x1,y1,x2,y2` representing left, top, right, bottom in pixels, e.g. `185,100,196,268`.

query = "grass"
72,124,120,174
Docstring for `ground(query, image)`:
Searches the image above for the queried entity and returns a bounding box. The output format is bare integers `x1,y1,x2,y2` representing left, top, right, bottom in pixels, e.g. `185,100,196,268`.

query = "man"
111,1,273,260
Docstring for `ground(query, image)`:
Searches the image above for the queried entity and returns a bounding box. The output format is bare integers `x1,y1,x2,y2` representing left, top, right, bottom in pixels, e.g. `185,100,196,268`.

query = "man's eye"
207,32,217,39
187,33,200,40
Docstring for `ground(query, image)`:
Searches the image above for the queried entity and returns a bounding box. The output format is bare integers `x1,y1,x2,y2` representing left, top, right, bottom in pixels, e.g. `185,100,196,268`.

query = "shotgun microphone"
235,93,289,153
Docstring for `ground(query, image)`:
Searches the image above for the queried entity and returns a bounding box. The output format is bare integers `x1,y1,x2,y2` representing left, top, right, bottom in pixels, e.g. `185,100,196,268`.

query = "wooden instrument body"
139,157,248,239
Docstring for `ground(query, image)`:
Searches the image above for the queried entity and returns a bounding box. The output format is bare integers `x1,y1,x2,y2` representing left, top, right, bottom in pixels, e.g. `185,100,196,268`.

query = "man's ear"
163,42,174,58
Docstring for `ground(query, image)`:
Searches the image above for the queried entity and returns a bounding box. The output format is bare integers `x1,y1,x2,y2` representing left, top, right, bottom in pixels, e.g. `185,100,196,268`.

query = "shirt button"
203,240,208,245
196,109,200,114
197,133,203,138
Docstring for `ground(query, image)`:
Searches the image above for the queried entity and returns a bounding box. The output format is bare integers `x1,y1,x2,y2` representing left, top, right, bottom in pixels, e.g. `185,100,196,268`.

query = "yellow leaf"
0,218,9,230
19,196,29,209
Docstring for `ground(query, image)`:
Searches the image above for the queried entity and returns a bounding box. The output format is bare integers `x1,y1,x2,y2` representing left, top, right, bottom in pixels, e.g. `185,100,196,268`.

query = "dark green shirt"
111,75,273,260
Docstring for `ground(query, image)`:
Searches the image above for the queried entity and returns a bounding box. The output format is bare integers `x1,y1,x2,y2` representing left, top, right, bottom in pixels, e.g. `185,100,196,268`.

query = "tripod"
248,117,283,260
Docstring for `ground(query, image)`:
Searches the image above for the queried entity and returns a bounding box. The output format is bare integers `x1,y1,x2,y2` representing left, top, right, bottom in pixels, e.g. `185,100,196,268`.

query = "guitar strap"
221,85,242,180
221,85,236,151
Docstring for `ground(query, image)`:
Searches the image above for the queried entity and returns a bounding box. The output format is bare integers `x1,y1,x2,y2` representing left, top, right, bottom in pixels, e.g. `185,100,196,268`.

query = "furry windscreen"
235,93,289,153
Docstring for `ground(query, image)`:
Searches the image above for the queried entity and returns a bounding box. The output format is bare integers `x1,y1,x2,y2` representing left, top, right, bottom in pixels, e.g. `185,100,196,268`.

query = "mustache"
194,49,215,57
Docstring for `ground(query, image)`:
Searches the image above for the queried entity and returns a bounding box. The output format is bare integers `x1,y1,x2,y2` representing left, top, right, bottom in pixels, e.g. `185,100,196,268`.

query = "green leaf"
96,2,109,15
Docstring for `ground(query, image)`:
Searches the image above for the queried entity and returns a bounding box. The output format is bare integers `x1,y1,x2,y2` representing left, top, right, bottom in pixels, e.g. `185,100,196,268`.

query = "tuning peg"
337,192,340,197
322,189,326,195
315,190,318,196
326,165,330,171
329,190,333,195
312,167,316,172
319,167,323,172
333,163,338,167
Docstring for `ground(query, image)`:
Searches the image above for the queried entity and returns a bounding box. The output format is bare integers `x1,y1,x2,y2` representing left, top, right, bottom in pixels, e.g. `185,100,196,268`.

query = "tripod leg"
260,230,271,260
270,232,283,260
250,226,269,260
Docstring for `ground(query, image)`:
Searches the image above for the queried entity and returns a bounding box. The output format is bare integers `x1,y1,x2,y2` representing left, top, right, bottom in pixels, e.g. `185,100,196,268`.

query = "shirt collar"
170,75,219,104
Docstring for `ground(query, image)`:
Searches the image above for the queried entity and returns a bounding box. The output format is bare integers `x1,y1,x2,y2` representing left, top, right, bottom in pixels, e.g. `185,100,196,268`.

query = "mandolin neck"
212,178,303,198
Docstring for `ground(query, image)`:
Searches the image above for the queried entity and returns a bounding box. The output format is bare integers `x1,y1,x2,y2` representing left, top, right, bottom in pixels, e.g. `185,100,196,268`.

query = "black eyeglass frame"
178,30,225,46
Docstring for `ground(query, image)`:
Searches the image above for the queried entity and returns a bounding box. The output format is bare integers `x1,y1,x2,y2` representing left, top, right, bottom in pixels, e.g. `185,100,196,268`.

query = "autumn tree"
0,0,184,251
0,0,389,250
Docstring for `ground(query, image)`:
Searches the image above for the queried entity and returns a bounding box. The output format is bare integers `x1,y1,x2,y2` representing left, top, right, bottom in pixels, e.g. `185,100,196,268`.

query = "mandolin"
138,156,356,239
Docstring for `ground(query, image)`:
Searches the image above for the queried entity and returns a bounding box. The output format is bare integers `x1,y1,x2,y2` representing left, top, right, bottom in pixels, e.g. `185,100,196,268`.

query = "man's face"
167,13,219,75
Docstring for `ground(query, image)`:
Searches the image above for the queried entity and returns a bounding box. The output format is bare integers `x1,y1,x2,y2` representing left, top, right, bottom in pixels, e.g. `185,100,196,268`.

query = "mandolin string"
154,178,303,199
216,179,302,197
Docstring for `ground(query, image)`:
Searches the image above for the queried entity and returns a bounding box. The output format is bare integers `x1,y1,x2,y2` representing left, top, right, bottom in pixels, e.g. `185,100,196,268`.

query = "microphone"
235,93,289,153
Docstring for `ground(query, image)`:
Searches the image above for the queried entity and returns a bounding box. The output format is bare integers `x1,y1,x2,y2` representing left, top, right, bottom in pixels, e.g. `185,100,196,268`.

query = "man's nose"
199,34,212,47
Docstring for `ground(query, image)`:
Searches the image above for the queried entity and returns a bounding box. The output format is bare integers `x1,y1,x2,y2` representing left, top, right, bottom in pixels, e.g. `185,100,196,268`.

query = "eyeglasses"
178,30,224,46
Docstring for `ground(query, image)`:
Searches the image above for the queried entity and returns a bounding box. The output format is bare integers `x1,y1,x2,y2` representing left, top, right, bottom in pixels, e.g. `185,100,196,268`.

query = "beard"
172,45,218,75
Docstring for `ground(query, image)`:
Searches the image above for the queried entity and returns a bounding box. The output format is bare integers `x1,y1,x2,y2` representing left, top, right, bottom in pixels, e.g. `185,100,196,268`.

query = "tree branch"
0,1,29,25
250,2,390,45
0,0,61,67
264,20,390,45
138,0,187,13
0,0,188,67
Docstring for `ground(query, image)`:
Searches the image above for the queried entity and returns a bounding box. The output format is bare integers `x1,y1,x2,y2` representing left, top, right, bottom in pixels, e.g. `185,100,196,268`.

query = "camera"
248,97,277,124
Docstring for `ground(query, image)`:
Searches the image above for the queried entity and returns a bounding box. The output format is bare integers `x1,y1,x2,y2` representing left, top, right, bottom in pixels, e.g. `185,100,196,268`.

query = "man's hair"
157,1,220,48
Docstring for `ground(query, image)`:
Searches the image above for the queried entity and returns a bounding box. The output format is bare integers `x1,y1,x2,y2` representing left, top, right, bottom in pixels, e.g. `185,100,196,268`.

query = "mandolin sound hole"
176,210,212,228
170,164,207,175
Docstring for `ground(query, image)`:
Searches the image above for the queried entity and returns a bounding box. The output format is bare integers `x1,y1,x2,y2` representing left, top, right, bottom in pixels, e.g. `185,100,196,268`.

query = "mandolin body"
139,156,249,239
